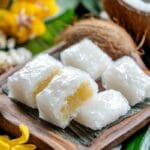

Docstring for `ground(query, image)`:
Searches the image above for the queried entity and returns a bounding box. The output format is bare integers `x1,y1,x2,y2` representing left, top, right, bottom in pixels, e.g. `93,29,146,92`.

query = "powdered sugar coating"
75,90,130,130
102,56,150,106
61,38,112,80
8,53,63,108
37,66,98,128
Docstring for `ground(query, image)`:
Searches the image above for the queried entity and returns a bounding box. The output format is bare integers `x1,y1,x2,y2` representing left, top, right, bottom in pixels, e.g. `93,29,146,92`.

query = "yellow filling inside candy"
61,83,93,121
32,69,60,101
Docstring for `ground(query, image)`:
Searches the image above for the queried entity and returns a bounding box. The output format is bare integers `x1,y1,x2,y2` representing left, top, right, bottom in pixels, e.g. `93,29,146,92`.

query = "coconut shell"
60,18,147,71
102,0,150,48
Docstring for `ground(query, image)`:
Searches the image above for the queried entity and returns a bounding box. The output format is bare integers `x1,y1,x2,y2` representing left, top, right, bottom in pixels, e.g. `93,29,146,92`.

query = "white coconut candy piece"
75,90,130,130
61,38,112,80
36,67,98,128
123,0,150,13
102,56,150,106
8,53,63,108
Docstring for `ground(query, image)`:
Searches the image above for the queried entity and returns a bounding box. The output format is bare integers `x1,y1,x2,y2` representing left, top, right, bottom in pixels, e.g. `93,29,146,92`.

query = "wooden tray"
0,43,150,150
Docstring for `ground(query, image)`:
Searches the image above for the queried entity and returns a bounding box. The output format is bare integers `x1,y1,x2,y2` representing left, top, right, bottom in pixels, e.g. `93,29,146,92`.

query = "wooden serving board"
0,43,150,150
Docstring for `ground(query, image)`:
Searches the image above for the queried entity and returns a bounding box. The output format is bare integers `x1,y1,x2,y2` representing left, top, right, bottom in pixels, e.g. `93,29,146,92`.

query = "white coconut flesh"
123,0,150,12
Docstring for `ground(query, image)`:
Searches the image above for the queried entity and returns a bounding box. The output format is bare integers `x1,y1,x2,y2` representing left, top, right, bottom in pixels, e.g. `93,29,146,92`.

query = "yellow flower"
11,144,36,150
13,17,46,43
0,9,17,33
10,1,42,19
12,26,31,44
11,0,59,19
0,124,36,150
30,18,46,38
0,140,10,150
35,0,60,19
0,9,46,43
0,0,59,43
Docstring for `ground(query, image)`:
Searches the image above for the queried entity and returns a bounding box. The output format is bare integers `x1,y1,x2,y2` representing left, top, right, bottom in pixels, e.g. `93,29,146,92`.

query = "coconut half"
102,0,150,48
60,18,148,72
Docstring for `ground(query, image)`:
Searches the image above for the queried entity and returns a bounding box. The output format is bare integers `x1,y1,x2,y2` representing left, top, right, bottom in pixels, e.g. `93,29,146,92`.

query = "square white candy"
8,53,63,108
61,38,112,80
102,56,150,106
75,90,130,130
36,67,98,128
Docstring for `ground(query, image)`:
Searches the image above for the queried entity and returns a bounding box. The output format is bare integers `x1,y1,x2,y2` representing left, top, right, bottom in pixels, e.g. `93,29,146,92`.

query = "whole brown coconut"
60,18,148,71
102,0,150,48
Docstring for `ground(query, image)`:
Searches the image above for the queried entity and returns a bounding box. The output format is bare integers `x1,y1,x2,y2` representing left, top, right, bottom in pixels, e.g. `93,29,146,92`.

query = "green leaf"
81,0,101,15
123,126,149,150
24,9,75,55
140,126,150,150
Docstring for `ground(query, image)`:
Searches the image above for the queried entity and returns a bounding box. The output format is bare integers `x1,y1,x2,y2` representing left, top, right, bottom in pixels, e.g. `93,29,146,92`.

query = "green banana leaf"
140,126,150,150
122,126,150,150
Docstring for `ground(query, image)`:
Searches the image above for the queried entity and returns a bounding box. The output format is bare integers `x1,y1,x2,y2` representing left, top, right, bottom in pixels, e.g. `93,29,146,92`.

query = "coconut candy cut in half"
36,67,98,128
102,0,150,48
102,56,150,106
61,38,112,80
61,18,147,71
8,53,63,108
75,90,130,130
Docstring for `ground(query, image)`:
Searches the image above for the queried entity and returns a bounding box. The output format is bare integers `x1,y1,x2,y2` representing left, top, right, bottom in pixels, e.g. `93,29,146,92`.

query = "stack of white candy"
8,38,150,130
